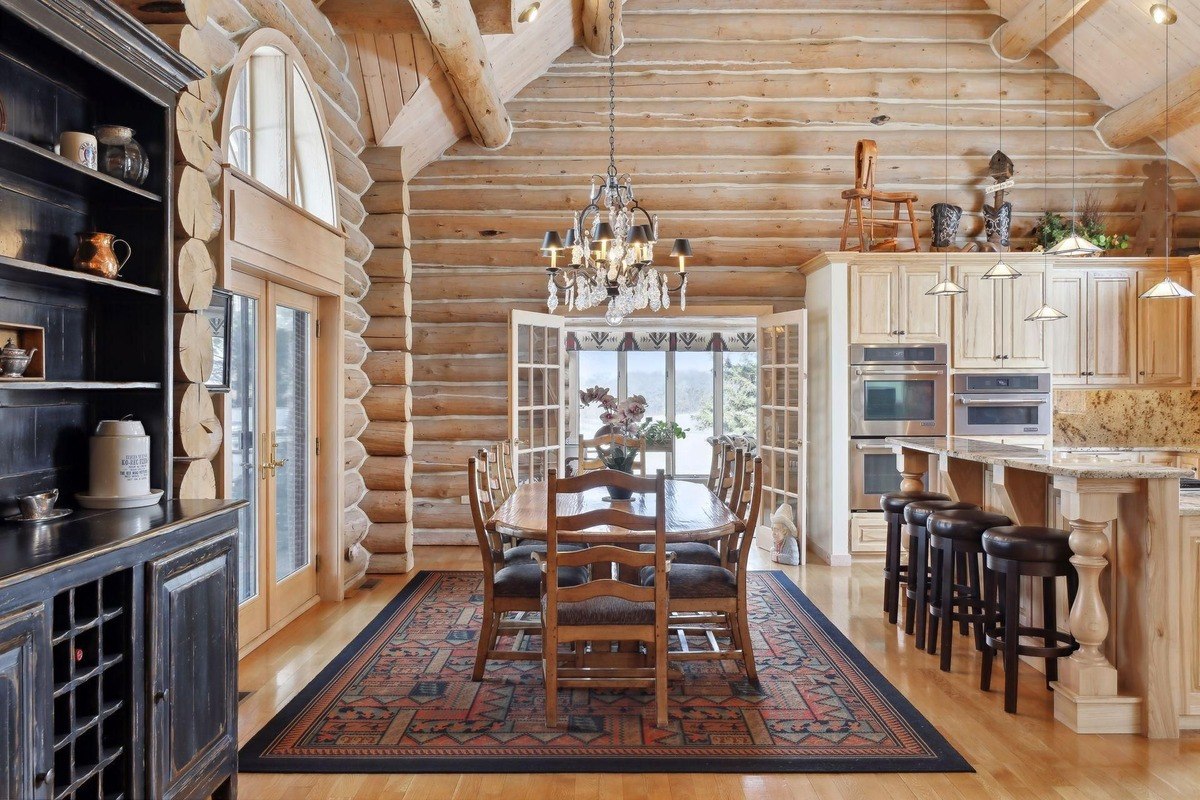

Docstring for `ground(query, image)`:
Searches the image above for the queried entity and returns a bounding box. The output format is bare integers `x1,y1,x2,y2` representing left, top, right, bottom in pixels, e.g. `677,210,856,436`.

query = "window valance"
566,330,756,352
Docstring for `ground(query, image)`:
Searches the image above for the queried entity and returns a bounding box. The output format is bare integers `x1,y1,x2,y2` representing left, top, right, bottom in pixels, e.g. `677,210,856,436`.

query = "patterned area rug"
240,571,970,773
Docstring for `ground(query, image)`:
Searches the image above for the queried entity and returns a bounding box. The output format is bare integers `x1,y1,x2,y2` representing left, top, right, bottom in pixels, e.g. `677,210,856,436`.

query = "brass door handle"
261,433,276,479
269,432,288,472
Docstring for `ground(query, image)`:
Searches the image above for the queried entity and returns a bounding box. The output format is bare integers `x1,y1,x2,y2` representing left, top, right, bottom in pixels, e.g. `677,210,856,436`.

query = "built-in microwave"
952,372,1052,436
849,344,948,437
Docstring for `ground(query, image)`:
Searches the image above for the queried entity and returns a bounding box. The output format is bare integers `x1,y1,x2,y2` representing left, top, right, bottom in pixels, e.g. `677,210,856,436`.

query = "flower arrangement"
1030,192,1130,253
579,385,647,473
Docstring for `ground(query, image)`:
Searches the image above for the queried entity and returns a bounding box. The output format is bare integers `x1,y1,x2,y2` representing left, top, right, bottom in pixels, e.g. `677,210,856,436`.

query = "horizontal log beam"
1096,65,1200,150
992,0,1091,62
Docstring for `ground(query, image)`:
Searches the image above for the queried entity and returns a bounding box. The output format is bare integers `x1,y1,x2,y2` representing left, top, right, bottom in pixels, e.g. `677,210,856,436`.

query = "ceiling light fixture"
927,0,966,296
1150,3,1178,25
538,0,690,325
983,0,1023,282
1141,2,1195,300
517,2,540,24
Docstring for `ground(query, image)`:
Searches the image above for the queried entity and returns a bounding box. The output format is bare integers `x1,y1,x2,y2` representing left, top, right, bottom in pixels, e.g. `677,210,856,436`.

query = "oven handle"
853,442,896,451
955,397,1049,406
854,368,946,376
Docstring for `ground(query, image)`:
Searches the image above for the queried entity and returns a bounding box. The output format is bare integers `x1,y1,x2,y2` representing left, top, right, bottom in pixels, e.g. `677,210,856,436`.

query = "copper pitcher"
73,232,131,279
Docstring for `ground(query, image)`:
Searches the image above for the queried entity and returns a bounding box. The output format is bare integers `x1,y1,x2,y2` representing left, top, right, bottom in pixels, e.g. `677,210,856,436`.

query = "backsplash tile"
1053,389,1200,447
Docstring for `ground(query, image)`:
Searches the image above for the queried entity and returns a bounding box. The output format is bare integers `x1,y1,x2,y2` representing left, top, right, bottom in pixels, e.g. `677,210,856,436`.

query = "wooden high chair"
839,139,921,253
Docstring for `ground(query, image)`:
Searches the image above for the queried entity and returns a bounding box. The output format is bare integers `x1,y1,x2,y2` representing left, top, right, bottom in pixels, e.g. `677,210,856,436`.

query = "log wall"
366,0,1199,548
152,0,375,591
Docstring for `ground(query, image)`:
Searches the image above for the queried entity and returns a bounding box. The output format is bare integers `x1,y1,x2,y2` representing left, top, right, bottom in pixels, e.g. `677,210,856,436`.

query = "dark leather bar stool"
925,508,1012,672
903,499,978,649
880,491,949,625
980,525,1079,714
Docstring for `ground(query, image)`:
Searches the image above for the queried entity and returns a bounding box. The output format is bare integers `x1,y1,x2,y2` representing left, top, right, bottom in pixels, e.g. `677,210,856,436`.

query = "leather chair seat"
544,594,655,626
493,563,587,598
982,526,1072,563
637,541,723,567
927,509,1012,541
640,563,737,599
903,499,977,527
503,542,582,565
880,490,950,515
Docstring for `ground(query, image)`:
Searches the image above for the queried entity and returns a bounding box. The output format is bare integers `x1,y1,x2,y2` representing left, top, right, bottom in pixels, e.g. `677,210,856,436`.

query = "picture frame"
203,288,233,393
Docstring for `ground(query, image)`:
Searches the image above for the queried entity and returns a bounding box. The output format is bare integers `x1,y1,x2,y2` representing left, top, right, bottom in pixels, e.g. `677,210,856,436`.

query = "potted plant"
639,419,687,452
1030,192,1130,254
580,385,648,499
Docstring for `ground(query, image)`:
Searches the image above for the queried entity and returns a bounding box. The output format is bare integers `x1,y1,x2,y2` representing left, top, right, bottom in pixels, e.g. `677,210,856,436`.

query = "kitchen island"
887,436,1196,739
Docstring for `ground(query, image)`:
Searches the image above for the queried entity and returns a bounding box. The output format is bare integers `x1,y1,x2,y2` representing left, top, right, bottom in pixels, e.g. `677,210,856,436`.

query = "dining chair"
577,433,647,475
645,445,750,568
714,437,738,503
468,456,589,681
483,444,510,506
499,439,518,495
642,456,763,684
536,468,672,726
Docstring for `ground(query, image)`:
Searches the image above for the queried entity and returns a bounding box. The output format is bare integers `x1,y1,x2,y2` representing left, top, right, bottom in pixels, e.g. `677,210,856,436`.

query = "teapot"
0,338,36,378
73,232,131,279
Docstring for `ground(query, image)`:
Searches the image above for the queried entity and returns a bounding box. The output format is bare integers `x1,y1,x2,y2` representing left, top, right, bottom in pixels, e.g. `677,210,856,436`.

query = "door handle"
269,432,288,472
260,432,276,479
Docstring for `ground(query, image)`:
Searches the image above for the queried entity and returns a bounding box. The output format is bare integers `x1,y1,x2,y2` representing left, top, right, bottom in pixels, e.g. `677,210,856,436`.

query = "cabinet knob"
1139,371,1146,376
154,690,167,703
898,330,906,336
34,770,52,787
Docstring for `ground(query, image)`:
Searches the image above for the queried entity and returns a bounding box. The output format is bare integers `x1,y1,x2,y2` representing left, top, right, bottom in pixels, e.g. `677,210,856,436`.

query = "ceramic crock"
89,418,150,497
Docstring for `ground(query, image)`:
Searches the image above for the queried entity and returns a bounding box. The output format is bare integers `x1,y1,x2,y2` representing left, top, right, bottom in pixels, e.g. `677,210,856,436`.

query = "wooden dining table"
486,478,743,544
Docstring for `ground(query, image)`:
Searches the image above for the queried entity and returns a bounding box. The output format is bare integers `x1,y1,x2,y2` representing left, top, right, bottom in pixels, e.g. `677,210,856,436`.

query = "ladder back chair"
713,437,738,503
838,139,921,253
468,457,588,681
647,444,752,568
577,433,647,475
536,468,672,726
643,456,763,684
498,439,517,496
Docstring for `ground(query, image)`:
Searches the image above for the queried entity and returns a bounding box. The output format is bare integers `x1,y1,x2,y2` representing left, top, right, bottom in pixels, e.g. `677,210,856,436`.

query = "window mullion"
713,349,724,439
617,350,628,401
665,350,676,474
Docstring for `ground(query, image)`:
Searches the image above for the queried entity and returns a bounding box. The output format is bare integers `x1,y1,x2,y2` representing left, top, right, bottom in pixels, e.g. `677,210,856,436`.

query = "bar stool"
980,525,1079,714
880,491,949,624
903,499,978,649
925,508,1011,672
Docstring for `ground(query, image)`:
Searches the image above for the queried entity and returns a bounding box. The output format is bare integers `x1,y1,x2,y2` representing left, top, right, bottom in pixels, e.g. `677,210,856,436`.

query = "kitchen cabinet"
0,604,51,800
951,263,1048,370
849,264,945,343
1137,270,1191,385
148,532,238,800
1052,268,1186,387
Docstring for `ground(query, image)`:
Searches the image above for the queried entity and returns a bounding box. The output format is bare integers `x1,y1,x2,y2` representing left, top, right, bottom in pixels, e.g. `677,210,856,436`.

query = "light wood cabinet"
1052,267,1187,387
849,264,945,344
951,263,1047,370
1137,270,1191,385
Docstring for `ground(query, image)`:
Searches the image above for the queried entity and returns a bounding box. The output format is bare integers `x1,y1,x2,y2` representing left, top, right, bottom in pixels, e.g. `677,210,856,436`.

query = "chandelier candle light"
539,0,691,326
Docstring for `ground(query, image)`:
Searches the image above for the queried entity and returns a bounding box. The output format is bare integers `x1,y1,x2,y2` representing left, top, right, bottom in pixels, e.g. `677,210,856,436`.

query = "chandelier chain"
607,0,617,178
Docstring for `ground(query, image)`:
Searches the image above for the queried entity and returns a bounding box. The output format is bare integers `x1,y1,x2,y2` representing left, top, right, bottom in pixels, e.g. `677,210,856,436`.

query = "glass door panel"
510,310,565,482
758,310,807,563
230,293,260,604
273,305,312,582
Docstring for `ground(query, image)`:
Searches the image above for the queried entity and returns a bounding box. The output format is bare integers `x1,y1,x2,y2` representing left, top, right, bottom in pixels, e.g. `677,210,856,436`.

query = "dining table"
486,477,743,544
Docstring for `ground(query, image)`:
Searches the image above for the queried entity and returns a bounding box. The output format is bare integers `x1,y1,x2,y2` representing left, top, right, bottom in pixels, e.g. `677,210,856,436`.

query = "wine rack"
49,572,132,800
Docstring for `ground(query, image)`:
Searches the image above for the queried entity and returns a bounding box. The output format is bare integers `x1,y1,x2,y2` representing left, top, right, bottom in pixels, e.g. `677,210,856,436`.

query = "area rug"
239,570,970,773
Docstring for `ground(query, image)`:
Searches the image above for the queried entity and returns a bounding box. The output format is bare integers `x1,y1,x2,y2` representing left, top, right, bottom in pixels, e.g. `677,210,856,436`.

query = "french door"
509,310,566,482
230,273,320,647
757,310,807,563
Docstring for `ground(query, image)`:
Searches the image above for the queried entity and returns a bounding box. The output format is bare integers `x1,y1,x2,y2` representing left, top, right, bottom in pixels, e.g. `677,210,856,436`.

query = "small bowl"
94,124,134,146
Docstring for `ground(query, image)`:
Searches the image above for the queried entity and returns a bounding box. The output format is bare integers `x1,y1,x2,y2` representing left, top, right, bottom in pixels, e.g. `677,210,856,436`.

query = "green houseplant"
1030,192,1130,253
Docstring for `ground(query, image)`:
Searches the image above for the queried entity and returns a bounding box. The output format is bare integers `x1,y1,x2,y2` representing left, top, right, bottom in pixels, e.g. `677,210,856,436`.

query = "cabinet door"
1088,270,1138,385
898,264,946,342
0,604,51,800
148,531,237,800
951,265,1002,369
1137,270,1191,385
1003,265,1048,369
1049,270,1088,386
849,264,899,343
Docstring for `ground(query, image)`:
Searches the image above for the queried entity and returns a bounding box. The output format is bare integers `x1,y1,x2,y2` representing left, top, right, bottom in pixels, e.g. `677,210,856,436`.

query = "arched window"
224,33,337,225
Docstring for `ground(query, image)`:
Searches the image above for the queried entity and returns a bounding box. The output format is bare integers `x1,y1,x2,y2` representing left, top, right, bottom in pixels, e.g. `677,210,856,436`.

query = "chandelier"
538,0,691,326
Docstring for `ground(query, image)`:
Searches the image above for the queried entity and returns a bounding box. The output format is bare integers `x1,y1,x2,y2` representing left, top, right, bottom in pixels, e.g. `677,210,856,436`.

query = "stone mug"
57,131,98,169
73,232,132,279
17,489,59,520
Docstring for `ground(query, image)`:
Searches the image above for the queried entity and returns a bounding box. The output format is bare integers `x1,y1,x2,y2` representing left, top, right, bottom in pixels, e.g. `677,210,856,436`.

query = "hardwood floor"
237,546,1200,799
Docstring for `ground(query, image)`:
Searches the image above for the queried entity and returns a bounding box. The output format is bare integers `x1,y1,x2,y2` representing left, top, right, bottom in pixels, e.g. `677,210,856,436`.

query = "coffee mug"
58,132,98,169
17,489,59,520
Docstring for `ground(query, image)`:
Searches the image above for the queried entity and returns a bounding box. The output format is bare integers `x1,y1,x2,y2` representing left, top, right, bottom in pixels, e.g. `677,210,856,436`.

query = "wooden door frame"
216,170,345,647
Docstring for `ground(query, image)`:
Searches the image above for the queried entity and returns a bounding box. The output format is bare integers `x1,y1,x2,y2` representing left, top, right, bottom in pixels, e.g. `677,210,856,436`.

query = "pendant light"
927,0,966,297
982,0,1020,281
1140,2,1195,300
1025,0,1069,321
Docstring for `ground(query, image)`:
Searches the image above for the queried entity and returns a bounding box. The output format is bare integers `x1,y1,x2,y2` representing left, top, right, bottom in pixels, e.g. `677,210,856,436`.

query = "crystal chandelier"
538,0,691,326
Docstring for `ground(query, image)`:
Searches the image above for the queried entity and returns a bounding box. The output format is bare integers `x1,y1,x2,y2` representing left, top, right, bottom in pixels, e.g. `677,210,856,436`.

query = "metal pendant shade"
926,278,966,296
1025,302,1069,322
982,258,1021,279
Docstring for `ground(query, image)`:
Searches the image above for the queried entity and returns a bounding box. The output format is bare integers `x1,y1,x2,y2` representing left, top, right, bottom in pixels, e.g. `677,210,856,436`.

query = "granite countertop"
886,436,1195,480
1181,492,1200,517
1056,445,1200,455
